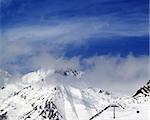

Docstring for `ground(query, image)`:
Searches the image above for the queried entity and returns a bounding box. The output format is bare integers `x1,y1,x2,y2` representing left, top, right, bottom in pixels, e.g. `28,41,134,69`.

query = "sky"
0,0,149,94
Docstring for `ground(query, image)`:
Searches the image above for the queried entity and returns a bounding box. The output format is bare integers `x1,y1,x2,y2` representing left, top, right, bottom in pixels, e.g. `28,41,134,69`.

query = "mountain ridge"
0,69,149,120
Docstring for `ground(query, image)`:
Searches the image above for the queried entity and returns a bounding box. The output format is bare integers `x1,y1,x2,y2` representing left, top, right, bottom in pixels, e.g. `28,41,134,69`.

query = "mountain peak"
132,80,150,100
55,69,84,79
22,69,54,84
22,68,83,85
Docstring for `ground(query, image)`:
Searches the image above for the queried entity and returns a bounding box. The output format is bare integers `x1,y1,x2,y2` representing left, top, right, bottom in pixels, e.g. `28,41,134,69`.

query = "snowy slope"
0,69,149,120
132,80,150,102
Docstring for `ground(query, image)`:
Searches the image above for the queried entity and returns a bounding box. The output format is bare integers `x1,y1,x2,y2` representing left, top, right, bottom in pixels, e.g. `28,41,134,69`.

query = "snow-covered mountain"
133,80,150,100
0,69,149,120
0,69,12,88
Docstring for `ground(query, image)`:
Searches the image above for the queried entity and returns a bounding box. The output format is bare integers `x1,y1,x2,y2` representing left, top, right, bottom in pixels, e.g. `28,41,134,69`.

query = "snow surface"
0,69,149,120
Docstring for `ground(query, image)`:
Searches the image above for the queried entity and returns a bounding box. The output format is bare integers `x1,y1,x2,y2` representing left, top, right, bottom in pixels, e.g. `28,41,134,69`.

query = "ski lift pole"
89,103,124,120
109,104,119,119
113,106,115,119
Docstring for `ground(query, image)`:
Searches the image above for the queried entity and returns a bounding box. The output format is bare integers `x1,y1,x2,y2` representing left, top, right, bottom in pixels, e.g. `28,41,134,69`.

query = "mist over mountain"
0,68,149,120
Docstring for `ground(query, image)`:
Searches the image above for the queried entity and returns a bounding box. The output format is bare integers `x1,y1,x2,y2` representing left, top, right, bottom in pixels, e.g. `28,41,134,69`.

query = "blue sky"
1,0,149,27
0,0,149,73
0,0,149,94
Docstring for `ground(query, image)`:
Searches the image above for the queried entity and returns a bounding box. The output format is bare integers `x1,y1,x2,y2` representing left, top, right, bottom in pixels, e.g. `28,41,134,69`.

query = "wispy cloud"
3,17,148,42
0,0,149,95
0,17,148,72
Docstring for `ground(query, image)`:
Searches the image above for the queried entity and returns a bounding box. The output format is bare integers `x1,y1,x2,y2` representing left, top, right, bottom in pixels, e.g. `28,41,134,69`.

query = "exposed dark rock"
99,90,103,93
1,87,5,90
0,112,8,120
21,100,63,120
55,69,82,79
133,80,150,98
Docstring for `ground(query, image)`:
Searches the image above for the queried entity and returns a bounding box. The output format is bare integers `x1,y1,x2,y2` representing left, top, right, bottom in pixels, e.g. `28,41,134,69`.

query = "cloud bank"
42,55,149,96
0,54,149,95
0,0,149,95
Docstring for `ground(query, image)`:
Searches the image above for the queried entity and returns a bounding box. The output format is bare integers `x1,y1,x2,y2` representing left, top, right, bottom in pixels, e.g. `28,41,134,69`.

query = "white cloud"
82,55,149,95
3,18,106,44
3,17,148,43
1,17,148,66
0,17,149,95
9,53,148,95
0,45,149,95
29,52,80,70
22,55,150,95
